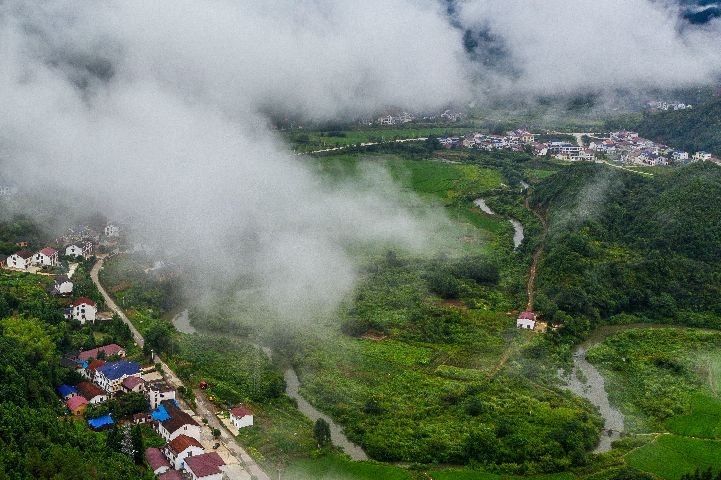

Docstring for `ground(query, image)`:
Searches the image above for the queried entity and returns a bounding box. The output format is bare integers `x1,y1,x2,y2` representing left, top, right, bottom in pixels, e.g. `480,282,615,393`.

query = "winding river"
284,368,368,460
473,198,524,250
562,323,690,451
172,310,368,459
171,309,196,334
560,329,625,452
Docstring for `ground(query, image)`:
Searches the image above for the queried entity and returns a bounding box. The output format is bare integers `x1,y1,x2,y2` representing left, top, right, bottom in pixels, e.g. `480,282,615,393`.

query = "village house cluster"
375,108,463,126
646,100,693,111
589,131,715,166
3,222,122,272
1,223,127,324
435,129,718,167
57,342,254,480
435,129,597,159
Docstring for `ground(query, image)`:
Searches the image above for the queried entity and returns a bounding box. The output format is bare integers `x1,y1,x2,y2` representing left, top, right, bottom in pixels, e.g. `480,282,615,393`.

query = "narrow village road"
90,255,271,480
193,389,271,480
298,136,427,155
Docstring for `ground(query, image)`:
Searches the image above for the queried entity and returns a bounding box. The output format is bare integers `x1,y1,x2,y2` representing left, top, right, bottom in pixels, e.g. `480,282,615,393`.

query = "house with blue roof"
95,361,141,394
150,399,182,422
87,414,114,431
57,384,77,400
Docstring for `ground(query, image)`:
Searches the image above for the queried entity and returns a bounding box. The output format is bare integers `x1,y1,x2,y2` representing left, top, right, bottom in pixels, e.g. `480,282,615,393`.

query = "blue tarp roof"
96,361,140,380
151,405,171,422
88,414,114,429
150,400,181,422
57,384,77,397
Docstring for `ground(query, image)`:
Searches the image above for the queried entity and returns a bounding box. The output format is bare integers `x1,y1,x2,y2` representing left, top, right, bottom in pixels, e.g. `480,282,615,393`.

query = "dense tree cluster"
531,162,721,341
0,270,151,478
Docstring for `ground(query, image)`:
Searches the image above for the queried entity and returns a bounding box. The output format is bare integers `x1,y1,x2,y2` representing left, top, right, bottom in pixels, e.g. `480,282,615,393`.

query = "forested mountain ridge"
531,161,721,338
635,97,721,157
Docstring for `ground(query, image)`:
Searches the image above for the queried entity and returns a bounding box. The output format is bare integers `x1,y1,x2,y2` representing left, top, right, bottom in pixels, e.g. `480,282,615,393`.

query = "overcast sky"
1,0,720,321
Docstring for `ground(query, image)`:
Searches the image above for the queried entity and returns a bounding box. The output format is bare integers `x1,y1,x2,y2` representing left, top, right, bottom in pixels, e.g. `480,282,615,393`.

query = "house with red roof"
229,405,254,429
78,344,126,362
122,376,145,393
184,452,226,480
66,395,89,416
6,250,33,270
163,434,204,470
76,381,108,404
70,297,97,324
145,447,171,475
516,311,537,330
158,470,184,480
33,247,58,267
84,359,106,382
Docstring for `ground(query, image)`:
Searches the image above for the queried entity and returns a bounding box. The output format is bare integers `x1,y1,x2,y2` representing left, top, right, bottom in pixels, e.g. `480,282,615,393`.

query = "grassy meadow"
586,327,721,477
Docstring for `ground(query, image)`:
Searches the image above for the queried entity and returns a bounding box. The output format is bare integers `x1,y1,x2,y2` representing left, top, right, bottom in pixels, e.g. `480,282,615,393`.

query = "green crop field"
626,434,721,479
288,126,470,152
428,469,575,480
285,454,412,480
665,392,721,439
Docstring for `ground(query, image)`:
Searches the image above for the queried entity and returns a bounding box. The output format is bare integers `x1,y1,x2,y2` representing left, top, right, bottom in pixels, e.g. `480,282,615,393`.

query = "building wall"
33,253,57,267
231,414,254,429
164,445,204,470
73,304,97,323
516,318,536,330
166,424,202,443
148,389,176,409
7,255,29,270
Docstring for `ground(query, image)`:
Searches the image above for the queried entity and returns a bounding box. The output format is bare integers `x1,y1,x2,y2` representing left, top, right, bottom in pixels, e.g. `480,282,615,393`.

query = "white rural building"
516,311,537,330
229,405,254,429
70,297,97,324
7,250,33,270
33,247,59,267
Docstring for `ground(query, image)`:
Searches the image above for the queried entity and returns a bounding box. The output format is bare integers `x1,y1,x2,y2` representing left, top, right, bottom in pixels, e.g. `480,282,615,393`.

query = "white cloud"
457,0,721,94
0,0,464,321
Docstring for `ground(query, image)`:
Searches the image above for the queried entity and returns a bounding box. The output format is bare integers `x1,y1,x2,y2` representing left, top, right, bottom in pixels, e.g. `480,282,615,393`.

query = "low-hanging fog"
2,0,721,322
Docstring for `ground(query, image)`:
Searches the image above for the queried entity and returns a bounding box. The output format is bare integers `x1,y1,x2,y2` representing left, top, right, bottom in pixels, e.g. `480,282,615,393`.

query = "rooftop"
167,434,203,454
96,361,140,381
72,297,96,308
76,381,106,400
87,414,113,430
66,396,88,411
518,311,536,320
78,344,125,362
230,405,252,418
161,406,200,433
184,452,225,478
145,447,171,471
158,470,184,480
57,384,77,397
122,376,145,390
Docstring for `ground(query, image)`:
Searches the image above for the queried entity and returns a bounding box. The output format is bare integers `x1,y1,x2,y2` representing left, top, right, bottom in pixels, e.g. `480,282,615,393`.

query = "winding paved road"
90,255,270,480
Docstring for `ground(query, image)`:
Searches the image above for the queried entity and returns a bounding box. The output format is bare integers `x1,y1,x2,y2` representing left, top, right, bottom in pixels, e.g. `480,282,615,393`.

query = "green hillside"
532,161,721,337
